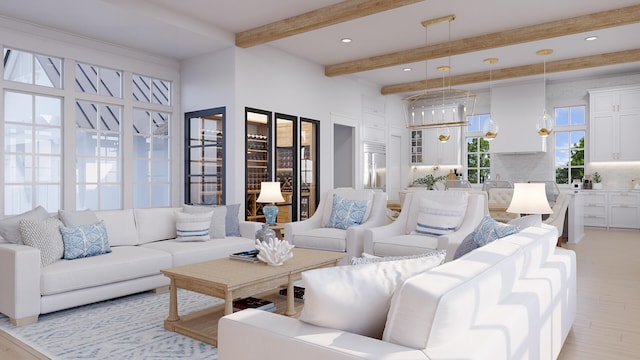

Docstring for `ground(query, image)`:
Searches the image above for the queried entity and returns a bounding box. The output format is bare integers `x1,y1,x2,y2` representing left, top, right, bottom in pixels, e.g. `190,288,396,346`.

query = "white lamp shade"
257,182,285,203
506,183,553,215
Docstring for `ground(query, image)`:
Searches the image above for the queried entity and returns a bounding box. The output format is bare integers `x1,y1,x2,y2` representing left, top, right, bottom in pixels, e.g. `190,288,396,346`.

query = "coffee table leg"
285,275,296,316
166,279,180,322
224,291,233,315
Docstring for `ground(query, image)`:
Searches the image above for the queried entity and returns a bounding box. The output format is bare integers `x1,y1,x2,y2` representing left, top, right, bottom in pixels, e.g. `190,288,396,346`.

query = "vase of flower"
413,174,446,190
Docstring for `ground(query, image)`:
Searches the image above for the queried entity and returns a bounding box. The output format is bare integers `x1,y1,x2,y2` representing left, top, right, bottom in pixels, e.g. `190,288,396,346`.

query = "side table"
269,224,285,240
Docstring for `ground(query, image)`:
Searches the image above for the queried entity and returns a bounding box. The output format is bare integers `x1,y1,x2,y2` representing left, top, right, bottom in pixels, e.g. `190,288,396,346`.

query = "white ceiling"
1,0,639,94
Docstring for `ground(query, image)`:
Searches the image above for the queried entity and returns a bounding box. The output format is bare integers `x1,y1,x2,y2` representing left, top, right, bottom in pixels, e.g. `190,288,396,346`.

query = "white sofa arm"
284,215,323,243
218,309,430,360
0,244,41,325
363,219,407,254
239,221,261,239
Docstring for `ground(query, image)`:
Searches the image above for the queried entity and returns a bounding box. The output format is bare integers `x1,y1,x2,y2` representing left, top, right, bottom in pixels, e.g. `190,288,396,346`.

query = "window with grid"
554,106,585,185
465,114,491,184
133,109,171,208
132,74,171,105
3,91,62,215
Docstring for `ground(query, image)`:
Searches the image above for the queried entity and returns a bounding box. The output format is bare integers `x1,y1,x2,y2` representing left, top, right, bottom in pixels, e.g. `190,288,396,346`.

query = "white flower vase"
255,238,294,266
592,183,603,190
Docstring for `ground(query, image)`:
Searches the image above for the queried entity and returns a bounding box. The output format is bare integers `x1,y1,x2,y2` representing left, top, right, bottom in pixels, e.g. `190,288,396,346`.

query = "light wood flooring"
1,228,638,359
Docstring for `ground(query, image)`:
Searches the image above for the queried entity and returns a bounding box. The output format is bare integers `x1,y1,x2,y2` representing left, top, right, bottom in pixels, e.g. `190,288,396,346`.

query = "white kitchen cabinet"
410,127,461,166
589,86,640,162
582,191,608,228
608,192,640,229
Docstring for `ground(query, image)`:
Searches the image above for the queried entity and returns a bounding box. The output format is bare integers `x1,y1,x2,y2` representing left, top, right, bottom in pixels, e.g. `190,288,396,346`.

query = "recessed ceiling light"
585,36,598,41
403,67,412,72
341,38,352,43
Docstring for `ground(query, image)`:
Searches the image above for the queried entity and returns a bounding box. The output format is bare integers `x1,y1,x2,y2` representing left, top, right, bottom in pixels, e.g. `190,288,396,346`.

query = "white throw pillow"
182,204,227,239
175,211,212,241
414,192,468,236
299,250,446,339
19,217,64,266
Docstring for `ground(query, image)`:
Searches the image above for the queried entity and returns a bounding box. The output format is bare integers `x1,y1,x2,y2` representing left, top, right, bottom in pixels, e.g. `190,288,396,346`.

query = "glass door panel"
300,118,319,220
184,107,225,205
245,108,272,221
275,113,297,223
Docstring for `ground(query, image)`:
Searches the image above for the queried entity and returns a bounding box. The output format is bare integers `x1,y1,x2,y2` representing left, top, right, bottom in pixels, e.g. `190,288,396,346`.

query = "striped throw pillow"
414,196,468,236
175,211,212,241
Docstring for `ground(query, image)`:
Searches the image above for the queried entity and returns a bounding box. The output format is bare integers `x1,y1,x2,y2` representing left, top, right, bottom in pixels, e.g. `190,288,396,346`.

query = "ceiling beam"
326,4,640,77
235,0,424,48
380,49,640,95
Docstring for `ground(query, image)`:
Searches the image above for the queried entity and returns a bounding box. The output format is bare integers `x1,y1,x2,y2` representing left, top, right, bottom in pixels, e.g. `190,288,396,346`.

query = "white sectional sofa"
218,225,576,360
0,206,259,326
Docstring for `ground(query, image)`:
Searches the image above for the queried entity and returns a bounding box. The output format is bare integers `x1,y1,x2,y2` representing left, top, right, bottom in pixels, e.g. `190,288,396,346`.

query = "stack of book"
233,297,276,312
278,286,305,302
229,249,260,263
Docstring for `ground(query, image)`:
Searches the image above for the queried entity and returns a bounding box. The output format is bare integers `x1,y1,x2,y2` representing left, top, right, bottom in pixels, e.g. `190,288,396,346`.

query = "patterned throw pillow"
351,249,446,265
325,194,368,230
175,211,212,241
414,194,468,236
182,205,226,239
452,231,479,260
19,217,65,266
473,215,518,247
60,221,112,260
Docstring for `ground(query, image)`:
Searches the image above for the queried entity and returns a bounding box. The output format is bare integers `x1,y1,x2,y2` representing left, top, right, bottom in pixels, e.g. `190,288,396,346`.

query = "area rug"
0,290,223,359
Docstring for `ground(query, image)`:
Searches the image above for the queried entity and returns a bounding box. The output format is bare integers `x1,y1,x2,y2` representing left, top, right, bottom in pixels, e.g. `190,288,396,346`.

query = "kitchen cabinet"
409,127,461,165
581,190,640,230
589,86,640,162
608,191,640,229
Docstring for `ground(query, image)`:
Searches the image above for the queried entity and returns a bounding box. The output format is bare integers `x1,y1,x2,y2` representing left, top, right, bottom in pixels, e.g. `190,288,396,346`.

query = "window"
3,48,62,88
133,109,171,208
554,106,585,184
465,114,491,184
75,100,122,210
3,91,62,215
132,74,171,105
75,63,122,97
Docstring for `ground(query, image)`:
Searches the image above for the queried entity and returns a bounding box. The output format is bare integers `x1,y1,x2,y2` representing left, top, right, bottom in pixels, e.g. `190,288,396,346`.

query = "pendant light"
437,65,451,143
536,49,554,137
482,57,499,141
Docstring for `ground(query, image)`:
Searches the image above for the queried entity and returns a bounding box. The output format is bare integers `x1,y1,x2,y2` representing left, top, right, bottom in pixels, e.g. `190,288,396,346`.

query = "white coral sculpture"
255,238,294,266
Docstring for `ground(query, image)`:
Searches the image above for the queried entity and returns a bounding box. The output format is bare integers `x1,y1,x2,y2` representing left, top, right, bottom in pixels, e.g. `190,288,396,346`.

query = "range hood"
489,81,548,154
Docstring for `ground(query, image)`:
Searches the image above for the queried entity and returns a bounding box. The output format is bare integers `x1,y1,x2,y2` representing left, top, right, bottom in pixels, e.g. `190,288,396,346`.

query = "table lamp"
257,181,285,225
506,182,553,222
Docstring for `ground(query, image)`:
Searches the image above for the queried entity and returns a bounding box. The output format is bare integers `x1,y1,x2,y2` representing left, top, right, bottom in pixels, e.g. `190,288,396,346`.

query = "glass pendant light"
437,65,451,143
536,49,554,137
482,57,499,141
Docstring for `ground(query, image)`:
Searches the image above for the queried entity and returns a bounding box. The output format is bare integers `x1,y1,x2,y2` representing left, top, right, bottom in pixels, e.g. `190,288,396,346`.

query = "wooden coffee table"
161,248,345,346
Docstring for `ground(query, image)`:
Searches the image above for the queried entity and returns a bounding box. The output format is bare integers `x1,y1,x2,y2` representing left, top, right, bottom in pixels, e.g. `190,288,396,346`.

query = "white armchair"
364,191,487,262
284,189,387,264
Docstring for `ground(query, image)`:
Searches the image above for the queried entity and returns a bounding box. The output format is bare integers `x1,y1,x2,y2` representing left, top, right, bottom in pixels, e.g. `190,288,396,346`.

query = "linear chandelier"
404,15,476,132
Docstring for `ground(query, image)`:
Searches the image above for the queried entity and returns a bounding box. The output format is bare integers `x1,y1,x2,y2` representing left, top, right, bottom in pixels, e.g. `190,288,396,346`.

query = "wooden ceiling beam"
326,4,640,77
235,0,424,48
380,49,640,95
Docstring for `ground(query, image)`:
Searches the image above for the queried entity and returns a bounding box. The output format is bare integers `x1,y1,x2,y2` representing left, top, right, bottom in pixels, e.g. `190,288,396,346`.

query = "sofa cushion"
299,251,446,339
182,204,227,239
134,207,181,244
94,209,138,246
57,209,99,227
474,216,518,247
19,217,64,266
508,214,542,230
325,194,368,230
175,211,212,241
452,231,478,260
141,236,255,266
0,206,50,244
60,221,112,260
291,227,347,252
40,246,172,296
223,203,242,237
413,192,468,236
321,190,374,227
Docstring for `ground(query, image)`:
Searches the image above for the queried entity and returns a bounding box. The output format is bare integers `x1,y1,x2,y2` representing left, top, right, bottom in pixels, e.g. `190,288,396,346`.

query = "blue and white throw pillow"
325,194,368,230
473,215,518,247
175,211,212,241
414,194,468,237
60,221,111,260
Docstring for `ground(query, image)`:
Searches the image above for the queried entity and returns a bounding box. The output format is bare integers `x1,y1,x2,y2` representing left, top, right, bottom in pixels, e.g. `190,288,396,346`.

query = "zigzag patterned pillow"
60,221,111,260
19,217,64,266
